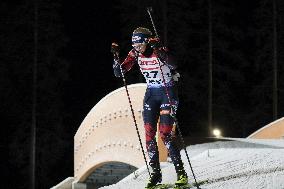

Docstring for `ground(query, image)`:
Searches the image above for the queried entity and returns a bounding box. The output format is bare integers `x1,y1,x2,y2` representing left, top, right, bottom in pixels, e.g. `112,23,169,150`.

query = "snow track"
100,140,284,189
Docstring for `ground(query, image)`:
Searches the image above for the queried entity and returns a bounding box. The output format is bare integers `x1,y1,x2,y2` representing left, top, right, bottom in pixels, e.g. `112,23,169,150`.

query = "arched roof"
248,117,284,139
73,83,167,182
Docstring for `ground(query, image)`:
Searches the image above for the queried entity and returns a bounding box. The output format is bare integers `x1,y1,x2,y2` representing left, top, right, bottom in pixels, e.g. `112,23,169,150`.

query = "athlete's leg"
143,89,162,187
159,100,181,166
159,87,187,183
143,89,160,168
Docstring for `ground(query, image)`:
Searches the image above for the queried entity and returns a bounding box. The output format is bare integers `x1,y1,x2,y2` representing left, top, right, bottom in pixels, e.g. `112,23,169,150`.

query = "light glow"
212,129,221,137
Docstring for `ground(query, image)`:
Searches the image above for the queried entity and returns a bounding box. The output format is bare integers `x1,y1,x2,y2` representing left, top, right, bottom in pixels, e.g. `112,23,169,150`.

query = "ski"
145,183,206,189
166,183,193,189
145,183,171,189
145,179,209,189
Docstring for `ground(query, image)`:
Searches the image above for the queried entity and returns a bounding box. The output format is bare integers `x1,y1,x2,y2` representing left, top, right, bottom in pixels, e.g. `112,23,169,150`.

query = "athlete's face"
132,42,147,53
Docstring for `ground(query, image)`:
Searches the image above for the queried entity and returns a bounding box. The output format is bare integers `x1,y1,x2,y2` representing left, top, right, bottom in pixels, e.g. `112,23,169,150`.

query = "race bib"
138,56,172,88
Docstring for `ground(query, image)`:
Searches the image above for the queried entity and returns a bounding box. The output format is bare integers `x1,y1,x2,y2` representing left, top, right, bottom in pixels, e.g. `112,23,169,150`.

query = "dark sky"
59,0,281,137
61,0,122,132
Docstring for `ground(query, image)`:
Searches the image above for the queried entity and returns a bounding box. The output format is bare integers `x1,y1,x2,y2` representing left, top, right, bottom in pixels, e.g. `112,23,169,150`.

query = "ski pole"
146,7,200,189
146,7,159,38
115,53,151,178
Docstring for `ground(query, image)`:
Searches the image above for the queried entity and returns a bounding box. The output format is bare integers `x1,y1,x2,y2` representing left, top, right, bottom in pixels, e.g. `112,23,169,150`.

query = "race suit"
113,46,183,169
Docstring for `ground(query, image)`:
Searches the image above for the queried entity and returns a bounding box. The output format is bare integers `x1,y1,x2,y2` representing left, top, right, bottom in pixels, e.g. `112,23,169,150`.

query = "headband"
132,33,149,44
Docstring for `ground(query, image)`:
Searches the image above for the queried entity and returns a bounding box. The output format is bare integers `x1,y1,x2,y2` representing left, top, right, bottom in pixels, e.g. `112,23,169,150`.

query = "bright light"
212,129,221,137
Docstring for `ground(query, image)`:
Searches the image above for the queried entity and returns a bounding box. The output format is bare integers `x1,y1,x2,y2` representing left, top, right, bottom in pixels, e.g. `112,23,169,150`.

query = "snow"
100,139,284,189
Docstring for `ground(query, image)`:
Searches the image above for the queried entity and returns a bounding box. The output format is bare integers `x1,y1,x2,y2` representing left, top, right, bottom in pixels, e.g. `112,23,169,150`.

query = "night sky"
1,0,284,188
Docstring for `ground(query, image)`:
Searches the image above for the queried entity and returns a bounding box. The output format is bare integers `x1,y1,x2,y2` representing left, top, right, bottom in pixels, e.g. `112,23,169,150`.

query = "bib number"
143,71,158,79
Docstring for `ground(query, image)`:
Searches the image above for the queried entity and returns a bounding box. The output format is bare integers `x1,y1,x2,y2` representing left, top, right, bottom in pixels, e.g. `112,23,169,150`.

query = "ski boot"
175,171,188,187
174,162,188,187
145,168,162,189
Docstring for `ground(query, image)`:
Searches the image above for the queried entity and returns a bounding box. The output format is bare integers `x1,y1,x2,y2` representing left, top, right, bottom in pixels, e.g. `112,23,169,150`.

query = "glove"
148,37,160,49
172,72,180,82
111,42,119,55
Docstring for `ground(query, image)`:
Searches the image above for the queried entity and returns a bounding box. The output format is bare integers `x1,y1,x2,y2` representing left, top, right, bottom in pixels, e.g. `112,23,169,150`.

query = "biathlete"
111,27,188,189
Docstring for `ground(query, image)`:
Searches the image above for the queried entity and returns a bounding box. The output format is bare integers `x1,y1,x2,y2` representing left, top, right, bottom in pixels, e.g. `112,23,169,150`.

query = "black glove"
148,37,161,49
172,72,180,82
111,42,119,54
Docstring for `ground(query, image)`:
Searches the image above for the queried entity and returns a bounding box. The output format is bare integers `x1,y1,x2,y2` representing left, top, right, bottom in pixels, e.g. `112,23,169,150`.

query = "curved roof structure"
74,83,167,182
248,117,284,139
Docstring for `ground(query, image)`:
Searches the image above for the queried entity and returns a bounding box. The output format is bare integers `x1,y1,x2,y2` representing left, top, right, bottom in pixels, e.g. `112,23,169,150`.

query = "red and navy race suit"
113,47,183,168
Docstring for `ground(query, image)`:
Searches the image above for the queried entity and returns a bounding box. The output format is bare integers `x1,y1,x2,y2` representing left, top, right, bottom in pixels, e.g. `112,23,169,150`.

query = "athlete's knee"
159,112,174,141
160,109,171,116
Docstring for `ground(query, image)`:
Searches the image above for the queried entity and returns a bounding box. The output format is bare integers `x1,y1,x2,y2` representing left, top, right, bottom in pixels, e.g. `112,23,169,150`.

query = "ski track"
100,141,284,189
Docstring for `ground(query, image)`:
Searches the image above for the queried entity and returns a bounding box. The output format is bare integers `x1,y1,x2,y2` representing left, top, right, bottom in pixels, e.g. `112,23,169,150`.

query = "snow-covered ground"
100,139,284,189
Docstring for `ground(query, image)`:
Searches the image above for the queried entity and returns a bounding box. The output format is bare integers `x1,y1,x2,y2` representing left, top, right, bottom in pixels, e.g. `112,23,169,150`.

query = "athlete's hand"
111,42,120,56
148,37,160,49
172,72,180,82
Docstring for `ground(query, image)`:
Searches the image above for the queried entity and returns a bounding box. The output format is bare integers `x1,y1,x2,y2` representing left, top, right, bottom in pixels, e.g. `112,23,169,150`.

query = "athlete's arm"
154,47,180,82
112,48,138,77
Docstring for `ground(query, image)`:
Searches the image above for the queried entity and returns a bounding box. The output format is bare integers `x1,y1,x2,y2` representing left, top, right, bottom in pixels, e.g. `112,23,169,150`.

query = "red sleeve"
121,49,137,73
